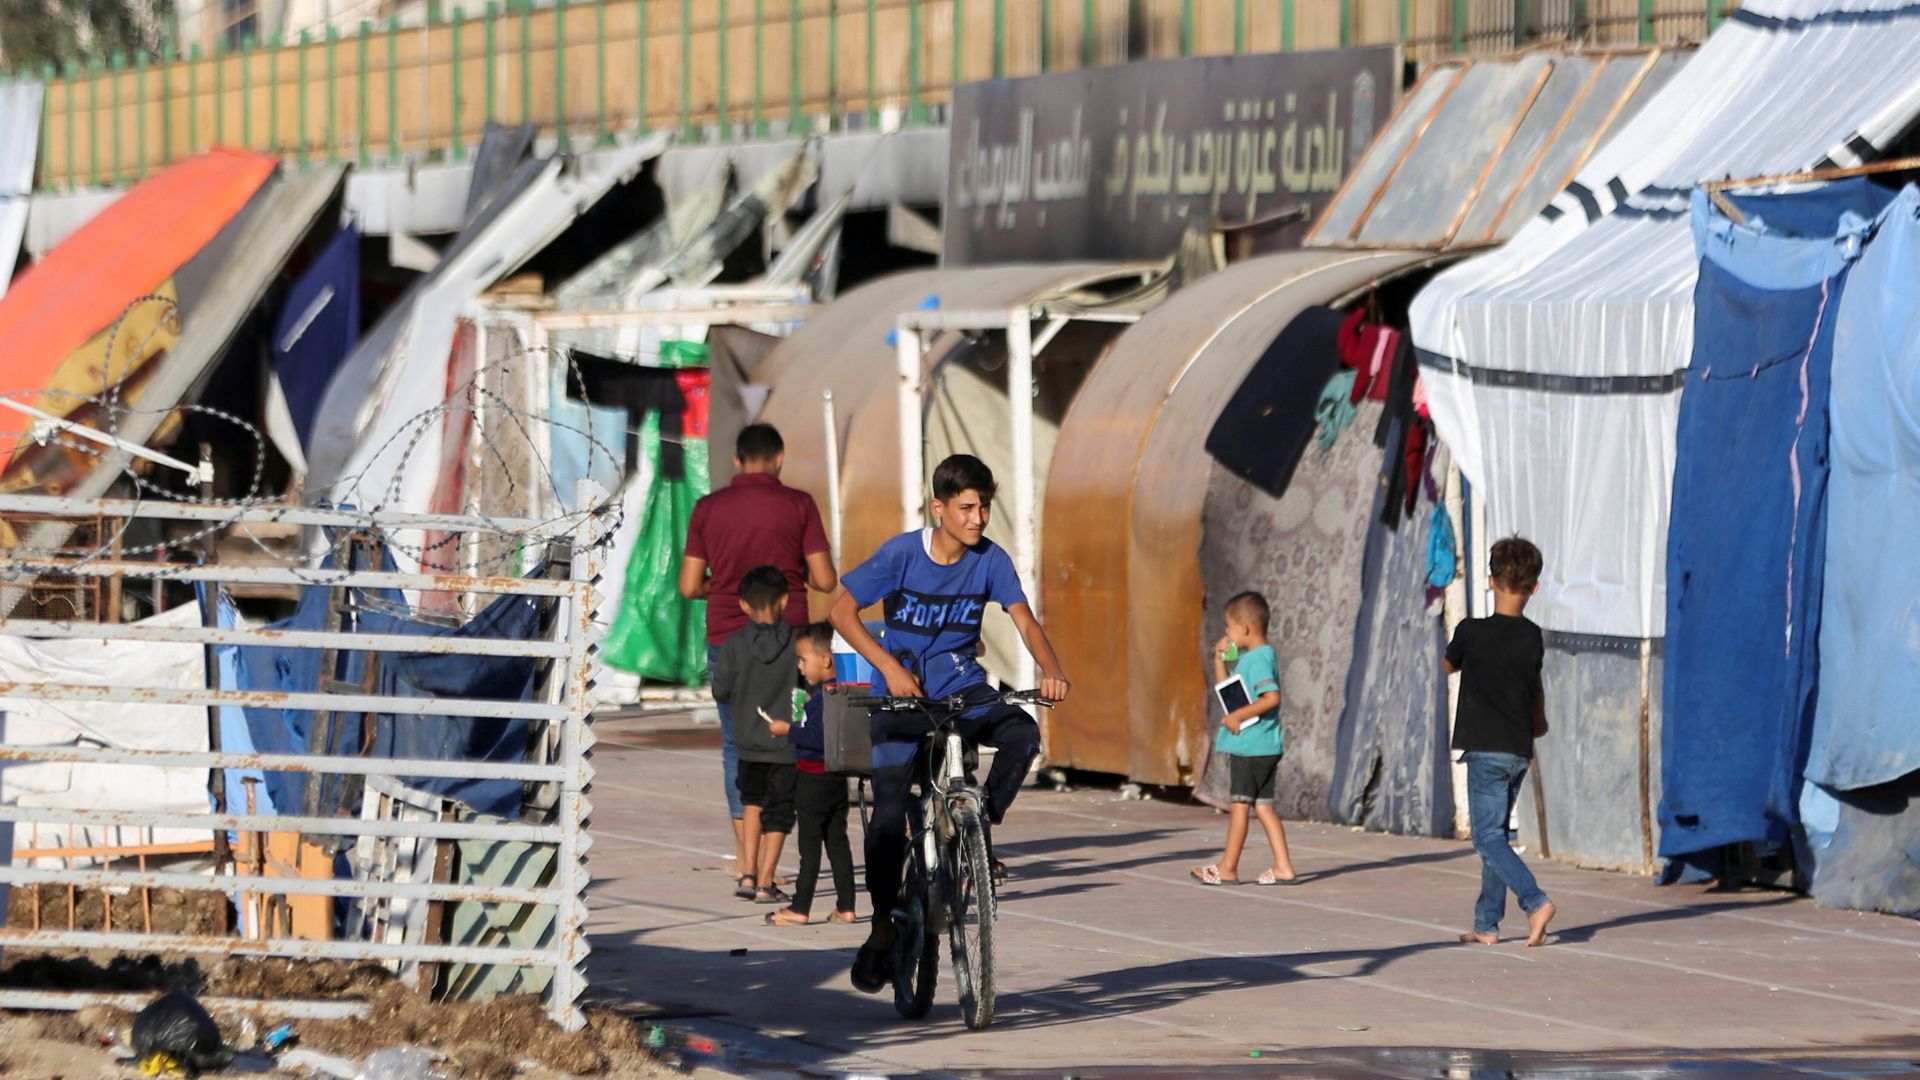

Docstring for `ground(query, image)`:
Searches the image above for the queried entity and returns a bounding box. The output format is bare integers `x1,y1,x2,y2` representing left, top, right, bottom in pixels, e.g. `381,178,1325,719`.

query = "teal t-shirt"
1213,643,1283,757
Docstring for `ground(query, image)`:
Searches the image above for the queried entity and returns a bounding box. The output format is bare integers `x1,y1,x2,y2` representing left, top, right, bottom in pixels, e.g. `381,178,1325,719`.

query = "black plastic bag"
132,987,233,1075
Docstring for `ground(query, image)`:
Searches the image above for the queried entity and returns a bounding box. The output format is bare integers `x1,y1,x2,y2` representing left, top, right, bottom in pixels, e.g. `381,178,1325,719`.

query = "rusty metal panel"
756,264,1152,621
1042,249,1433,782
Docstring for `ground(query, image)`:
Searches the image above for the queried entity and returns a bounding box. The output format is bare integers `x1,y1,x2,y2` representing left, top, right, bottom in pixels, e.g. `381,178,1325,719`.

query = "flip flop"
1189,865,1238,886
1255,870,1299,886
733,876,757,900
764,909,809,926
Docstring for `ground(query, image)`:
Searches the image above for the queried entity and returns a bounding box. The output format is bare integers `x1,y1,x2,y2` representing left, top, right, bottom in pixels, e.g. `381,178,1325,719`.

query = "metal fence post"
240,37,252,151
387,16,401,162
1638,0,1654,42
111,53,125,184
1080,0,1092,66
135,52,149,179
1180,0,1192,55
1234,0,1245,51
680,0,694,137
325,29,338,163
298,33,309,164
549,487,603,1030
269,36,281,156
43,63,58,189
88,57,101,187
1338,0,1351,46
357,22,371,167
452,10,467,159
485,4,498,127
555,0,571,151
1399,0,1410,47
789,0,801,132
597,0,613,143
1282,0,1294,49
189,44,201,154
716,0,729,135
865,0,876,126
1452,0,1468,51
521,0,533,125
753,0,766,136
955,0,966,82
639,0,650,133
992,0,1004,74
213,41,225,148
908,0,923,122
828,0,839,120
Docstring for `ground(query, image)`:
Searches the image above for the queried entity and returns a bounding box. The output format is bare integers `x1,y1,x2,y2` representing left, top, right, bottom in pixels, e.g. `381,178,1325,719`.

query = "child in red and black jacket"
764,622,858,926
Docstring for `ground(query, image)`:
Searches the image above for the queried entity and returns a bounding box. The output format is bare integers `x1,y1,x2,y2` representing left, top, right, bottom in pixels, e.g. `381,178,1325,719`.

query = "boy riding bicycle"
829,453,1071,995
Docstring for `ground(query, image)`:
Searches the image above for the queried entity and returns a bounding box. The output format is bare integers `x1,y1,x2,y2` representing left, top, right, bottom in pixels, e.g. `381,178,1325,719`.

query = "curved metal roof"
1043,247,1446,782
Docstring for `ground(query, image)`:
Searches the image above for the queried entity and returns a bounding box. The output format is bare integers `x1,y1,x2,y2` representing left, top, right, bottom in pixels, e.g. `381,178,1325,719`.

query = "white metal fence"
0,492,605,1028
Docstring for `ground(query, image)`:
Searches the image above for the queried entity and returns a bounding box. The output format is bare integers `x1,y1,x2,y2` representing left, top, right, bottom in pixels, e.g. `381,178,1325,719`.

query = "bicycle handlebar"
844,689,1055,712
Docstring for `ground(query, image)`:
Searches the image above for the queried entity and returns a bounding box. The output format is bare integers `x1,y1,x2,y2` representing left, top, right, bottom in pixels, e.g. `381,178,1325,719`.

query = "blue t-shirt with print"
840,529,1028,702
1214,644,1283,757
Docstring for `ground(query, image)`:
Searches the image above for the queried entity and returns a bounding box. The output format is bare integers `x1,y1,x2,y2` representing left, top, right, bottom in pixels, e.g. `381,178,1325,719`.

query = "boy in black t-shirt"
1444,537,1557,947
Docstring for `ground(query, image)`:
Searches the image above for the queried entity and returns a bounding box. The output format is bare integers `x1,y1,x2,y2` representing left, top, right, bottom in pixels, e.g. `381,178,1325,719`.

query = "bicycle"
846,688,1053,1030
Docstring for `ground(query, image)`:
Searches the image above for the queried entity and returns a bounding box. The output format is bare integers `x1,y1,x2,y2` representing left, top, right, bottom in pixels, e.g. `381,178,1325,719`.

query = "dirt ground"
7,884,229,936
0,957,679,1078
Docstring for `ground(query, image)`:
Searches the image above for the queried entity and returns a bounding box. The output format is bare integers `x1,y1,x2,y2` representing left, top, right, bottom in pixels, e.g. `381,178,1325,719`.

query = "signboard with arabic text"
942,47,1399,265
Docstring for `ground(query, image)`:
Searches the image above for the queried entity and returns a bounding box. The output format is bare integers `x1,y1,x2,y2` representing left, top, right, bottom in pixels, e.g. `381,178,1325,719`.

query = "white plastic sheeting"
0,604,213,866
1411,0,1920,638
0,80,44,295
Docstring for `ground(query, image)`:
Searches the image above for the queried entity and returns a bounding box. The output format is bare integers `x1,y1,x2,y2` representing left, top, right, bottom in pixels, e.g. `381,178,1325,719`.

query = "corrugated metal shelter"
1041,48,1682,817
1410,0,1920,872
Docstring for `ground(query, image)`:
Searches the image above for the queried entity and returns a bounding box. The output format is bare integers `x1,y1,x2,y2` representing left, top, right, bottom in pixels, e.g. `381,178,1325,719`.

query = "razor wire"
0,296,647,597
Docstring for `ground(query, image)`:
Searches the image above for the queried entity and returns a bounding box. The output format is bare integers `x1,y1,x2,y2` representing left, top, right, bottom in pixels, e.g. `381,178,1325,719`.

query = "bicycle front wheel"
945,802,997,1030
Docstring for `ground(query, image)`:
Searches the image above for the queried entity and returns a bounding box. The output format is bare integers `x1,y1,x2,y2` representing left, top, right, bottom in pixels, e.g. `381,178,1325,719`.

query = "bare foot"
1458,931,1499,945
829,910,858,924
1526,902,1557,947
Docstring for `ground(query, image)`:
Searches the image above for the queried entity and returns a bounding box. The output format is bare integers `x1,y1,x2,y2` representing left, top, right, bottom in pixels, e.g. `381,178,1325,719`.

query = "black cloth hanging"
1205,305,1349,498
567,351,690,479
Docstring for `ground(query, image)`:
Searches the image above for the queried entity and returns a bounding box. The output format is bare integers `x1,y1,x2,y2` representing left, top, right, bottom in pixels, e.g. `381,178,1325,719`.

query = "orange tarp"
0,150,276,463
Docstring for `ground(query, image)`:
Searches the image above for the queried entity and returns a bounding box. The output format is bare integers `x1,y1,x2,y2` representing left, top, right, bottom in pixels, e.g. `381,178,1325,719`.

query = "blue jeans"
708,643,743,819
1465,751,1550,934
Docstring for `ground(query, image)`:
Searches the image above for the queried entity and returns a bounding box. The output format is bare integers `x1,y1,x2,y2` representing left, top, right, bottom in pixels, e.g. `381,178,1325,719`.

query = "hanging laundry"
1337,307,1401,404
1315,370,1359,449
1204,305,1348,498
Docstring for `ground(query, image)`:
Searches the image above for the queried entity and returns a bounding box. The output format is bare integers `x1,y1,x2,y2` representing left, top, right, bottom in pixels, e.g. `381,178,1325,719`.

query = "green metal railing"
12,0,1723,192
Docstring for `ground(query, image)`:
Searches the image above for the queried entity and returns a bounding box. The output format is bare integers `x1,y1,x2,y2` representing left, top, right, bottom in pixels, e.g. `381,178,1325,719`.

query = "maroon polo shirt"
685,472,831,645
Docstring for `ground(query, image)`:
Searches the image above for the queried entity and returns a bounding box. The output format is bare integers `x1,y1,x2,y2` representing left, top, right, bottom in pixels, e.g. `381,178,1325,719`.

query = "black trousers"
865,697,1040,921
792,769,857,917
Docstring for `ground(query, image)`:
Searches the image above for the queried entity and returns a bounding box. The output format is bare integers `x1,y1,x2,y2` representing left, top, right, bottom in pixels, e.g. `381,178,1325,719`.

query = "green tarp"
601,340,710,685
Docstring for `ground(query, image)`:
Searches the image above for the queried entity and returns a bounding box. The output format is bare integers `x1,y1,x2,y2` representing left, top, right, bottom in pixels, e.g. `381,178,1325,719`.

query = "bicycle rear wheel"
945,803,997,1030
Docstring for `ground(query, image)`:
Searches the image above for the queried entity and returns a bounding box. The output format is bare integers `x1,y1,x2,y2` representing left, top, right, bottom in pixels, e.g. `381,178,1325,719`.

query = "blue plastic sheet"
273,226,361,451
1658,180,1890,859
1811,184,1920,795
233,543,550,819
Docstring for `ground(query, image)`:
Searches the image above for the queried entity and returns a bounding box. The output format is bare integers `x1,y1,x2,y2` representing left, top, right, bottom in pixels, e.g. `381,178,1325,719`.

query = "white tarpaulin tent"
1411,0,1920,639
0,80,43,295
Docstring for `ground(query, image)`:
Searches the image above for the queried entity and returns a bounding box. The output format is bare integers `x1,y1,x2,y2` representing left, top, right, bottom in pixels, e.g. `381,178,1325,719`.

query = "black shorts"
1228,754,1281,806
737,761,797,833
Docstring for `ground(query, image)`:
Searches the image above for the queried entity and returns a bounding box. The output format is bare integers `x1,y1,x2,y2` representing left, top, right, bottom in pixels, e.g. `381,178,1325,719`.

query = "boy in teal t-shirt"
1191,591,1299,886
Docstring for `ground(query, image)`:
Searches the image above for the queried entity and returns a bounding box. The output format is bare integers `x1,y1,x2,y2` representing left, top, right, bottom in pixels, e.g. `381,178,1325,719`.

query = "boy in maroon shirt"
680,424,837,895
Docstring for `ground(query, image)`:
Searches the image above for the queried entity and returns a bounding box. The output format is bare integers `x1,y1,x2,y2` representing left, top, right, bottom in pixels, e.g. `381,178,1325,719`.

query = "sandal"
850,943,893,993
764,908,810,926
733,875,757,900
753,884,791,905
1255,870,1298,886
1189,865,1239,886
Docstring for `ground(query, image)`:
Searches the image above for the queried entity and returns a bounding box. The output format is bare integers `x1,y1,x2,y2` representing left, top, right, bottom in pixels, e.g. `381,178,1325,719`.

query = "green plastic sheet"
601,342,710,684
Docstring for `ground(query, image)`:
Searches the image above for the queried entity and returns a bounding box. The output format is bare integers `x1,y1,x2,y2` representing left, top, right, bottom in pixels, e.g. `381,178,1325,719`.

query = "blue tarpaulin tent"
1658,180,1892,859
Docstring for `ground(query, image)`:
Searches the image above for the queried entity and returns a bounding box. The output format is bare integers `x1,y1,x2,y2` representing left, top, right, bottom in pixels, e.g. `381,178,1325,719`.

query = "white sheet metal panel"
0,80,44,294
1411,0,1920,639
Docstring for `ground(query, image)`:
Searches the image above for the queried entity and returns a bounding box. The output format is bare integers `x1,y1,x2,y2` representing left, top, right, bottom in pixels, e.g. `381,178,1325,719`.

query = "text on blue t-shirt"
840,529,1028,701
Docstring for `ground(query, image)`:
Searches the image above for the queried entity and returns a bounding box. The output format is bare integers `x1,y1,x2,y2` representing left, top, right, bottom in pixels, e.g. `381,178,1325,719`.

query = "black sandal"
734,875,757,901
754,884,791,905
850,944,893,994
